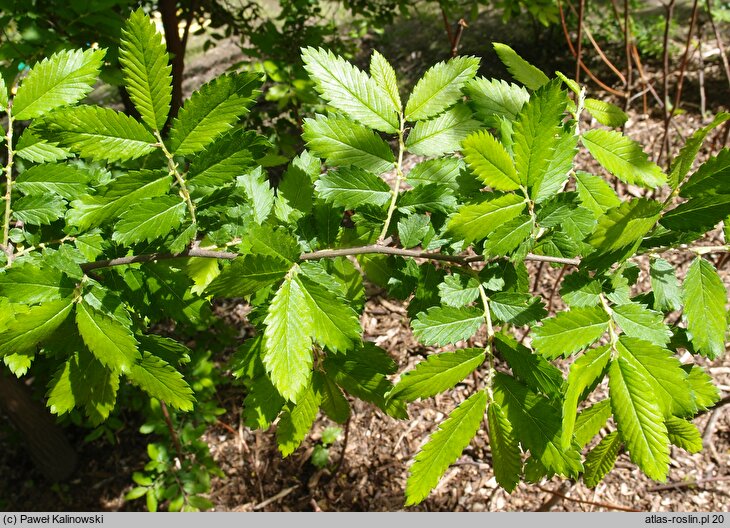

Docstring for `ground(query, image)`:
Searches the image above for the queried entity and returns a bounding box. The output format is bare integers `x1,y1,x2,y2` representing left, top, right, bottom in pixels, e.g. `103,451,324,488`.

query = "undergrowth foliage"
0,10,728,509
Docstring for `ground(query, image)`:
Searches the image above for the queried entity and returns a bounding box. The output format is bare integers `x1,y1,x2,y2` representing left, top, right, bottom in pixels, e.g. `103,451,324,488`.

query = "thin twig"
536,484,641,512
647,476,730,492
160,400,185,463
252,485,299,510
331,416,351,479
451,18,468,57
575,0,585,83
705,0,730,92
660,0,677,164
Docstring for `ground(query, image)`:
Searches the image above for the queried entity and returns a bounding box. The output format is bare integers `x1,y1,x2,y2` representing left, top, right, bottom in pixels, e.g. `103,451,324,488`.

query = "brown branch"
661,0,677,164
536,484,641,512
575,0,585,83
646,476,730,492
451,19,468,57
160,400,185,463
706,0,730,92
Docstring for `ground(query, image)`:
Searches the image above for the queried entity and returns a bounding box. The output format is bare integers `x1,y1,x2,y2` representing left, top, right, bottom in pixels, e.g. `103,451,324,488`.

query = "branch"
535,484,641,512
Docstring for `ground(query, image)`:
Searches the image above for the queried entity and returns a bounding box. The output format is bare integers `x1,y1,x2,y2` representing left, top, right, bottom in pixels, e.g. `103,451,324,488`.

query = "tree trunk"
0,371,78,482
158,0,185,124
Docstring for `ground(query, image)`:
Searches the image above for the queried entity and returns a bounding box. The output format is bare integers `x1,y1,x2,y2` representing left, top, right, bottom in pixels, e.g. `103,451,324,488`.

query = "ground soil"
1,7,729,512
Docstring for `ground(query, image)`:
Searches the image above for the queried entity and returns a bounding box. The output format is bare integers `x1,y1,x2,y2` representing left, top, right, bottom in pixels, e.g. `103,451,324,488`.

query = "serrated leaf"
660,194,730,232
76,301,141,374
273,152,315,223
276,382,321,457
247,225,302,262
398,214,430,248
583,431,621,487
574,400,612,448
67,170,171,231
438,274,480,308
263,272,313,402
0,299,73,358
315,371,350,423
584,99,628,127
112,196,186,245
611,303,671,346
462,129,519,191
669,112,730,190
683,258,727,359
560,272,602,307
12,194,65,225
680,149,730,198
493,333,564,397
298,275,361,353
562,346,611,448
609,358,670,481
303,115,395,174
483,214,533,257
650,258,682,312
389,348,485,402
14,48,105,120
207,254,290,298
464,77,529,127
490,293,546,326
532,129,578,203
15,129,72,163
237,166,274,224
119,9,172,130
686,365,720,412
370,50,401,112
574,171,620,218
411,306,484,346
405,390,487,505
397,183,457,214
447,193,526,243
302,47,398,133
315,166,391,209
665,416,702,453
0,264,74,304
494,373,583,477
487,402,522,492
582,129,666,189
405,105,480,156
513,79,568,188
169,72,260,155
0,76,7,111
493,43,550,90
405,56,480,121
531,306,610,359
406,158,462,189
128,352,194,411
15,164,91,200
37,105,156,162
188,129,266,189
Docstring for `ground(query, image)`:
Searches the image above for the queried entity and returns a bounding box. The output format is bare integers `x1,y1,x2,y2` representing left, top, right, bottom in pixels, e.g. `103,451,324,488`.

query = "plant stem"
2,106,14,261
477,283,495,400
155,131,197,225
379,116,405,243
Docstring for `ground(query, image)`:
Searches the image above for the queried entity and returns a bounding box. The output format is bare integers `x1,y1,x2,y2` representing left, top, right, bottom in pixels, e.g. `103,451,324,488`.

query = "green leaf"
493,333,564,398
76,301,141,374
669,112,730,190
405,105,480,156
560,272,602,308
315,166,391,209
493,373,583,477
608,358,670,481
14,48,105,120
67,170,172,231
0,299,73,358
462,130,519,191
582,129,666,189
188,129,266,189
686,365,720,412
650,258,682,312
464,77,529,127
574,400,612,448
112,196,186,245
389,348,485,402
398,214,431,248
490,293,546,326
411,306,484,346
207,255,290,298
405,390,488,505
574,171,620,218
492,43,549,90
532,129,578,203
247,225,302,263
303,115,395,174
562,346,611,448
487,402,522,492
665,416,702,453
584,99,628,127
438,274,480,308
37,105,156,162
238,167,274,224
531,306,610,359
583,431,621,487
12,194,65,225
370,50,401,112
119,9,172,131
243,374,285,429
15,129,72,163
513,79,568,188
447,193,526,244
680,149,730,198
302,47,398,133
0,265,74,304
315,371,350,423
484,215,533,257
263,271,313,402
397,184,457,215
168,72,260,155
660,194,730,232
0,76,7,111
611,303,671,347
683,258,727,358
298,275,361,353
15,164,91,200
273,152,315,223
406,158,462,189
128,352,195,411
276,382,321,457
405,56,480,121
